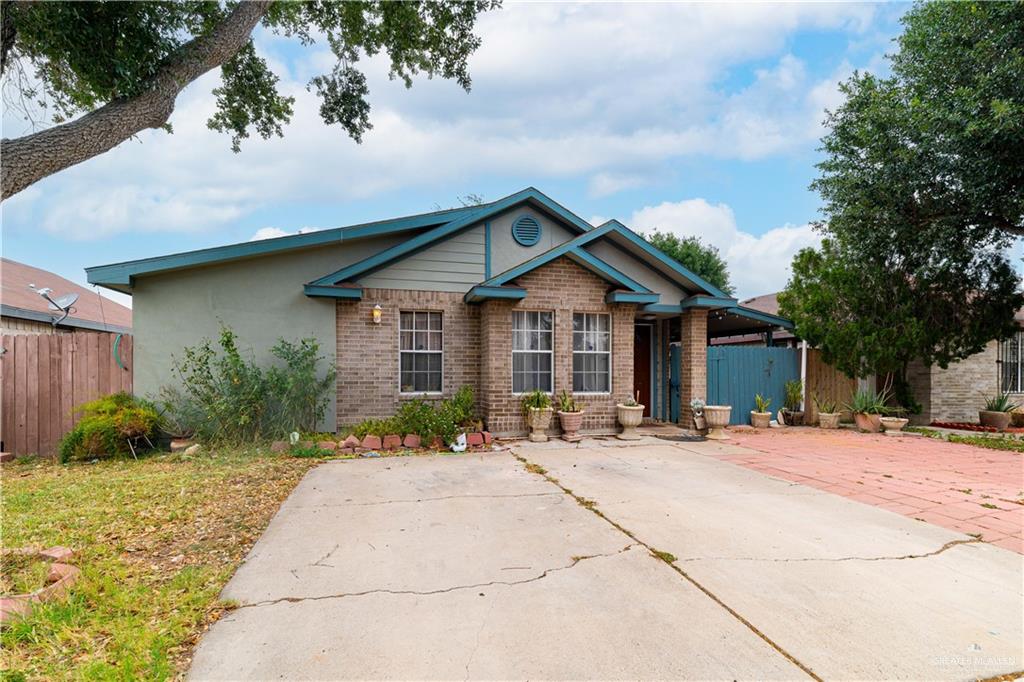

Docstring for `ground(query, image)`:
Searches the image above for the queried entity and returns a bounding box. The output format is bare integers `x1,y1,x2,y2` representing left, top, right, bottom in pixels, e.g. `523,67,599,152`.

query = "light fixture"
371,304,383,324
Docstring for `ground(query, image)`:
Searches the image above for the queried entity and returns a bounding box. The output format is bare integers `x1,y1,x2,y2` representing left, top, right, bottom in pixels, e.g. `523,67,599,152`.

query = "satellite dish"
47,293,79,312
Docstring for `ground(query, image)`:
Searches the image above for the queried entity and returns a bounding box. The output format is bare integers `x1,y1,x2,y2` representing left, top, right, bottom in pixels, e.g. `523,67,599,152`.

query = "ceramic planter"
879,416,909,433
526,407,553,442
750,411,771,429
704,405,732,440
558,410,585,442
616,404,645,440
979,410,1011,432
818,412,841,429
853,412,882,433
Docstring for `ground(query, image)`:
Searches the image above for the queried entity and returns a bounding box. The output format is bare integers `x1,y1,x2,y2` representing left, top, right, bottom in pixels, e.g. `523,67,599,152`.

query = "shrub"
348,385,477,445
160,326,336,443
57,392,162,463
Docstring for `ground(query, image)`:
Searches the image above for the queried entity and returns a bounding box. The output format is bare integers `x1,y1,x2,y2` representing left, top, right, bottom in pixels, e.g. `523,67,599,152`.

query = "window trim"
999,330,1024,394
398,309,444,396
511,309,555,395
572,311,612,395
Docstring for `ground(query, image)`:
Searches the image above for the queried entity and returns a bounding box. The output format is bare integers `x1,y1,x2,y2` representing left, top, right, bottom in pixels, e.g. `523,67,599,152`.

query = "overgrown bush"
348,386,476,445
160,326,335,442
57,392,162,463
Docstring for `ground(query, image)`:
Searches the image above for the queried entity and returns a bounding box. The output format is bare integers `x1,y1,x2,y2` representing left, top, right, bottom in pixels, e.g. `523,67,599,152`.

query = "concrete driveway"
189,441,1023,681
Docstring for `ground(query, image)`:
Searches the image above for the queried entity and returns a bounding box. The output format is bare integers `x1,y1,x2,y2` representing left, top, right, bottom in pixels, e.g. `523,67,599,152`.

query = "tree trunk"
0,1,271,200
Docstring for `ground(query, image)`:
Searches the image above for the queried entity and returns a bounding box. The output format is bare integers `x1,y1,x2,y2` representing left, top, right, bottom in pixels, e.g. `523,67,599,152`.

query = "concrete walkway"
189,441,1023,680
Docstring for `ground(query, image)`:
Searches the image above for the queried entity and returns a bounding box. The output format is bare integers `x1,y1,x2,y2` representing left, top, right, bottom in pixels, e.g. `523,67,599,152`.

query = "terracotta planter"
704,405,732,440
979,410,1011,432
879,416,909,433
853,412,882,433
750,411,771,429
616,404,645,440
818,412,841,429
558,410,585,442
526,407,553,442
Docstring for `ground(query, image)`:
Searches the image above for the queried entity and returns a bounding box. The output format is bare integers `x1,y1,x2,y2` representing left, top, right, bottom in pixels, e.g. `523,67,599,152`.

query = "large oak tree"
0,0,500,199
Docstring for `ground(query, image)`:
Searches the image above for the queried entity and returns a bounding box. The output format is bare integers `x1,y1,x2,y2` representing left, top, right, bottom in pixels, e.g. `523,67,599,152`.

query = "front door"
633,324,652,417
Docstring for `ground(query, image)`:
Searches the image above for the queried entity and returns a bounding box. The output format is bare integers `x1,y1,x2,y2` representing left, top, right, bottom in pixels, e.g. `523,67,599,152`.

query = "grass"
0,553,51,595
948,434,1024,452
0,446,320,680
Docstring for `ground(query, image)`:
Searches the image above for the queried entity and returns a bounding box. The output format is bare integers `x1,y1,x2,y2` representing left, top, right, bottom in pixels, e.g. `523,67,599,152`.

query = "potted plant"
521,389,553,442
750,394,771,429
980,393,1017,432
879,414,909,433
704,402,732,440
846,388,888,433
813,394,841,429
690,397,706,431
556,390,585,442
781,379,804,426
616,395,645,440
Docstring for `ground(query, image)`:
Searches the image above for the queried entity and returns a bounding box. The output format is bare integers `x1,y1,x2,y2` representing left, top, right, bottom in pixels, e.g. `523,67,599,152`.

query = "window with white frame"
512,311,553,393
399,311,442,393
573,313,611,393
999,330,1024,393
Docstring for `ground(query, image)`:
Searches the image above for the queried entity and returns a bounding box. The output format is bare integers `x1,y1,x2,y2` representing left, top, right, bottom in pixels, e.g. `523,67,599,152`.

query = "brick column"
678,308,708,428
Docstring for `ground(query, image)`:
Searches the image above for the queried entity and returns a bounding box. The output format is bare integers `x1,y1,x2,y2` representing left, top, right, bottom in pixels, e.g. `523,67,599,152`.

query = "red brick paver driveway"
719,429,1024,554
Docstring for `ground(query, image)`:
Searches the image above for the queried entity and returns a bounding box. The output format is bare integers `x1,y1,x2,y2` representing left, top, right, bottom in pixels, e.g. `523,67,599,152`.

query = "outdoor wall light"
371,304,383,324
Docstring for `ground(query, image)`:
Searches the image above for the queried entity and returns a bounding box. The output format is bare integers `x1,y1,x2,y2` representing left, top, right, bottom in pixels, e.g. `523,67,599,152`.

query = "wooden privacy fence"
0,332,133,458
805,348,858,422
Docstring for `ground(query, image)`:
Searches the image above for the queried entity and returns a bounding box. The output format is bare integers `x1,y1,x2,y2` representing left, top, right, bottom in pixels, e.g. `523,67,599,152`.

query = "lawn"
0,448,319,680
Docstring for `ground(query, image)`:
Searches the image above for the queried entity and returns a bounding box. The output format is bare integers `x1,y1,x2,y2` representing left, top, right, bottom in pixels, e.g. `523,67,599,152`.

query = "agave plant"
813,393,839,414
845,388,890,415
984,393,1019,413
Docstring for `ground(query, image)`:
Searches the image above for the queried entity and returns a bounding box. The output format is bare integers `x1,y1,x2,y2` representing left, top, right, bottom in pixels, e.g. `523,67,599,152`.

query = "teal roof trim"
463,285,528,303
595,220,731,298
606,291,660,304
478,240,650,295
85,204,489,288
726,305,794,329
310,187,594,286
641,303,684,314
303,284,363,300
680,294,738,309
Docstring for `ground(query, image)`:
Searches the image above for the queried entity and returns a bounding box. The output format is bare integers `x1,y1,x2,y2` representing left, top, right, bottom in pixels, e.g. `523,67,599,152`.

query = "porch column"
678,308,708,428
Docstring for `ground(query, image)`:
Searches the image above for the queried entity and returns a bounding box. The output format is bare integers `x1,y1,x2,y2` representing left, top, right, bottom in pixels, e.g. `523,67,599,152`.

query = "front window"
573,313,611,393
512,311,553,393
400,311,442,393
1000,331,1024,393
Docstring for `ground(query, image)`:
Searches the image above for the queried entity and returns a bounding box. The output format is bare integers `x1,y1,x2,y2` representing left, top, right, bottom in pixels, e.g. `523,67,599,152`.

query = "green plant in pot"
781,380,804,426
556,390,585,442
845,388,889,433
813,394,841,430
521,389,553,442
980,393,1018,432
750,394,772,429
616,392,645,441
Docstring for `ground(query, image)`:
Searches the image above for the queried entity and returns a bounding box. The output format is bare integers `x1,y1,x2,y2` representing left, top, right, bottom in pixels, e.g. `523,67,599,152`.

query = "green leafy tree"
644,231,734,296
0,0,500,199
780,1,1024,409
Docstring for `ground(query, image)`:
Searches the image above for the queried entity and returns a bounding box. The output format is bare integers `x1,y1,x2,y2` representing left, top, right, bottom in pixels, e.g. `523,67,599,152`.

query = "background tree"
779,0,1024,409
644,230,734,296
0,1,500,199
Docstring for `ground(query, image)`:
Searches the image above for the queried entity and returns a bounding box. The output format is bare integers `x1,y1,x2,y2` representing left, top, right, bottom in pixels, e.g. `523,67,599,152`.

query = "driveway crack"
677,538,984,563
235,543,636,610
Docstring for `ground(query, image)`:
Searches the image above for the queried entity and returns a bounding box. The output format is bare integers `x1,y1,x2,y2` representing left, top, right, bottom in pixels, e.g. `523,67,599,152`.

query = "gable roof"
306,187,594,291
86,202,490,292
2,258,132,332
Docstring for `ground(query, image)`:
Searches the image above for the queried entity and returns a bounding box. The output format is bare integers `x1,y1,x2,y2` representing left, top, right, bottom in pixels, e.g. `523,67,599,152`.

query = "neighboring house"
86,188,790,435
1,258,132,335
710,293,797,347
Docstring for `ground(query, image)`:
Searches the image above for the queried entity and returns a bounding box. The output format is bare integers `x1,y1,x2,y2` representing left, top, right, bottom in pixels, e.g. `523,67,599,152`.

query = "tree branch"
0,0,271,200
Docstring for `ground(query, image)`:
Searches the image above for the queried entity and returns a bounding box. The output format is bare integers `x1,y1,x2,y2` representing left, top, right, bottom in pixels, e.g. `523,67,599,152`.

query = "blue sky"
1,2,911,306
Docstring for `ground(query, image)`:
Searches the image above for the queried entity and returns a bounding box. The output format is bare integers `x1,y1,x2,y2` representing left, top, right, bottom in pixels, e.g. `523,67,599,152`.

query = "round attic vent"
511,215,542,246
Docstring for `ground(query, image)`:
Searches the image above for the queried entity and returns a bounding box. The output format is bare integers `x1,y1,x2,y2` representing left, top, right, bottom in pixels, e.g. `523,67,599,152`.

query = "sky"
0,1,913,308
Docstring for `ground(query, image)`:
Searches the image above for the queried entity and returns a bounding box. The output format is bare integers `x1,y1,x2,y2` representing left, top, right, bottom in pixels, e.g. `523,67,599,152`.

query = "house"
86,188,791,435
709,293,797,347
1,258,132,335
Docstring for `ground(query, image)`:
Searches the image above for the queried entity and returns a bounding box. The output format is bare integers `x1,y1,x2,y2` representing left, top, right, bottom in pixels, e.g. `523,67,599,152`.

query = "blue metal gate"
670,344,680,423
706,346,800,425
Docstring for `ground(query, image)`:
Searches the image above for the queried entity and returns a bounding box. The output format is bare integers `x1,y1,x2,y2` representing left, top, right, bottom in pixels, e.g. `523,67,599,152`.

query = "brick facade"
480,258,637,436
908,341,1010,424
678,308,708,427
336,289,481,425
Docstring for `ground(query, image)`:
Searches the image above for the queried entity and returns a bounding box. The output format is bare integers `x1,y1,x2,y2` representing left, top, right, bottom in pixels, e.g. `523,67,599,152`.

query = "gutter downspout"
800,339,808,411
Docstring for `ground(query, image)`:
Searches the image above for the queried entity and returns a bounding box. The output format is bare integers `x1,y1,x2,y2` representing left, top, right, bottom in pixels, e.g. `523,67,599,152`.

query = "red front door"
633,324,652,417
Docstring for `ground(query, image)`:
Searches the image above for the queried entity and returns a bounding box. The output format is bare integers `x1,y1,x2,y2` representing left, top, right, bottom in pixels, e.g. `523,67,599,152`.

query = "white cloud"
627,198,822,298
249,226,323,241
1,2,881,238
